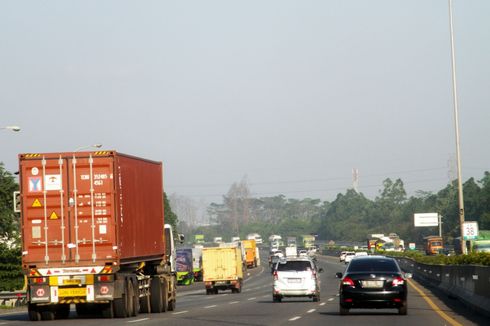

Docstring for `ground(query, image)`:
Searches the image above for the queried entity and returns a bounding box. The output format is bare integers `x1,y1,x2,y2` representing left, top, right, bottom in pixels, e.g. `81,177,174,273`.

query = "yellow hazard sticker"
32,199,42,207
49,212,58,220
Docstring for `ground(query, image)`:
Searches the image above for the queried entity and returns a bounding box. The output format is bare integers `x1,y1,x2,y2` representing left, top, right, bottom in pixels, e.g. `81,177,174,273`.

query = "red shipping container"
19,151,165,270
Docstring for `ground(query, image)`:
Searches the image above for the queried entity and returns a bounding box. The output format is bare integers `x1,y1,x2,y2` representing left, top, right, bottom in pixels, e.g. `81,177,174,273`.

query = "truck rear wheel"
114,280,129,318
150,277,163,313
140,294,151,313
41,310,55,321
161,280,168,312
126,279,136,317
101,302,114,318
56,304,70,319
28,304,41,321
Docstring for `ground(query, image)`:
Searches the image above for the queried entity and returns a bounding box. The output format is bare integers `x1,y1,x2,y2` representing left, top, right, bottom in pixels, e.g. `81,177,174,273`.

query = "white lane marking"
229,301,239,304
248,297,256,301
328,298,334,302
204,305,217,309
244,289,250,292
289,316,301,321
262,294,269,298
307,309,316,313
320,302,327,306
172,310,188,315
222,293,229,296
336,294,339,297
128,318,149,323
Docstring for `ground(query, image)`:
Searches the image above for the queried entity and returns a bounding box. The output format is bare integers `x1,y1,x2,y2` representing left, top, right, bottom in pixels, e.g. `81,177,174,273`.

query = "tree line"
189,173,490,246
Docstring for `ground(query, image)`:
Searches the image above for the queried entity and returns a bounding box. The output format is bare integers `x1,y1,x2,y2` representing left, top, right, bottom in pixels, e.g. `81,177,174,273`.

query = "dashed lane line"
320,302,326,306
248,297,257,301
289,316,301,321
172,311,188,315
328,298,334,302
307,309,316,313
204,305,217,309
229,301,239,304
127,318,149,323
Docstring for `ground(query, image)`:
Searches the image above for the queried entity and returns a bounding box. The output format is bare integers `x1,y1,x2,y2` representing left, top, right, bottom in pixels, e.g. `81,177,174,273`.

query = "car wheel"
313,294,320,302
398,302,408,315
339,305,349,315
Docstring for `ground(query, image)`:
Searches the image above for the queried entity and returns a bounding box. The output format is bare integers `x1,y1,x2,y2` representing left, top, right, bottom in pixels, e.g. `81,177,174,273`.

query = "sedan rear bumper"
340,290,406,308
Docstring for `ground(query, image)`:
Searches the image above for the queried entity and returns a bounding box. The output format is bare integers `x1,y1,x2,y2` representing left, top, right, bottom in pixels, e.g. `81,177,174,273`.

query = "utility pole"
448,0,466,254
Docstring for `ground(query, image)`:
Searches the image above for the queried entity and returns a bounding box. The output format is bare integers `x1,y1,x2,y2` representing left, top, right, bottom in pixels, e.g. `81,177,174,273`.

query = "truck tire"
161,280,168,312
150,277,163,313
28,304,41,321
140,294,151,313
114,280,129,318
126,279,136,317
101,302,114,318
41,310,55,321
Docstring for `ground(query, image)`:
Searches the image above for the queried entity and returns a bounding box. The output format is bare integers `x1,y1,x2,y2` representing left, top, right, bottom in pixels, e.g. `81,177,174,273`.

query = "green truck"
177,248,194,285
195,234,205,244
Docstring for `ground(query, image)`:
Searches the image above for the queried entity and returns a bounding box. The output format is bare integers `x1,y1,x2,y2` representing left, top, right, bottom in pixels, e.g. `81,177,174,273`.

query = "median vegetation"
383,250,490,266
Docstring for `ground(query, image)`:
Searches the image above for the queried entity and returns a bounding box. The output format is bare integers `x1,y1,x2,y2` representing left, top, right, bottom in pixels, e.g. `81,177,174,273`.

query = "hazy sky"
1,1,489,205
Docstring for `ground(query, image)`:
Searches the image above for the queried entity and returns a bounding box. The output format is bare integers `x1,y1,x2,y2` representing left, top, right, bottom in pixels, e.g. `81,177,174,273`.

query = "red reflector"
344,298,353,302
34,277,46,284
393,298,402,302
98,275,111,282
273,271,278,281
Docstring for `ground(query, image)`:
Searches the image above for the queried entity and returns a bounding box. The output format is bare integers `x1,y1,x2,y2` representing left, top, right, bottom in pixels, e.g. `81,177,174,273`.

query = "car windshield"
277,261,312,272
347,259,399,272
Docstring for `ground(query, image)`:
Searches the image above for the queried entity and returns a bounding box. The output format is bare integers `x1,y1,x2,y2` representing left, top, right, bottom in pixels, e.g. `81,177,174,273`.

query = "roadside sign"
409,243,416,250
414,213,439,227
463,221,479,240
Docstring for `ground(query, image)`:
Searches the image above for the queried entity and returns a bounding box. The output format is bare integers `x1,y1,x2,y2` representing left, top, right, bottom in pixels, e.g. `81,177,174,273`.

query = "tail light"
341,277,355,287
97,275,113,282
392,276,405,286
273,271,278,281
30,277,47,284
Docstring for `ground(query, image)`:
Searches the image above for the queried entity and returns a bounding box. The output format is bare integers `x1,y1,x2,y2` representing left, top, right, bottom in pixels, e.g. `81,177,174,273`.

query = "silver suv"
272,257,323,302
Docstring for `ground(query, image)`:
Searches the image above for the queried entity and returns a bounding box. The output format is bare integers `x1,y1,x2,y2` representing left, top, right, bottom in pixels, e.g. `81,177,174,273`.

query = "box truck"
176,248,194,285
16,151,181,320
241,239,257,268
202,247,243,294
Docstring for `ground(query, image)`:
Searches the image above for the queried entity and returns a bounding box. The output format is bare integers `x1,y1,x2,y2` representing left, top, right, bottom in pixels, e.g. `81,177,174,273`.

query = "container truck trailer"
16,151,182,320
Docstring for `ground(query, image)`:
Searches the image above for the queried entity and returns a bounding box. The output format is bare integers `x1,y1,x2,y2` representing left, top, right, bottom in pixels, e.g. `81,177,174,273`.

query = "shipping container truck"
16,151,182,321
202,247,243,294
424,236,443,255
241,239,257,268
192,246,203,281
176,248,194,285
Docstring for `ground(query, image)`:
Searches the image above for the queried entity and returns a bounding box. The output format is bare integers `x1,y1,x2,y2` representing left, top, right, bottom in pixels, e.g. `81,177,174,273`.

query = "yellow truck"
202,247,244,294
241,239,258,268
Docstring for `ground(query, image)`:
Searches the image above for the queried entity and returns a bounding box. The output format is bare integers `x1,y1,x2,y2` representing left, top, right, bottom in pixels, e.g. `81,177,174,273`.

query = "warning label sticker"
49,212,58,220
29,177,42,192
45,175,62,191
32,199,42,207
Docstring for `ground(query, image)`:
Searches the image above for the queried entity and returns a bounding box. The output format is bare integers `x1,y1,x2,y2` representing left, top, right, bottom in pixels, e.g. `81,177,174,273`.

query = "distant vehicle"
339,251,348,262
344,252,356,264
176,248,194,285
298,249,308,257
424,236,443,255
287,236,297,247
242,239,258,268
472,230,490,253
231,236,240,243
195,234,205,244
336,256,411,315
192,246,203,281
247,233,263,245
272,257,323,302
285,246,298,257
202,247,244,294
354,252,368,257
213,237,223,244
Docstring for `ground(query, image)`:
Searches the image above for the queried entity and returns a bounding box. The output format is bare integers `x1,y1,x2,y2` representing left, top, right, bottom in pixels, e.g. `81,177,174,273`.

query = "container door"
21,154,116,266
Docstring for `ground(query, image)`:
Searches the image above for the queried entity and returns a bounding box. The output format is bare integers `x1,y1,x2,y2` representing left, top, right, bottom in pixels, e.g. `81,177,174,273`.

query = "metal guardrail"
0,291,27,307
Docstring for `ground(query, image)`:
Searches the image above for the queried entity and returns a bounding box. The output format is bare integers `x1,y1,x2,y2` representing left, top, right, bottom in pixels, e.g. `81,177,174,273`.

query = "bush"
384,250,490,266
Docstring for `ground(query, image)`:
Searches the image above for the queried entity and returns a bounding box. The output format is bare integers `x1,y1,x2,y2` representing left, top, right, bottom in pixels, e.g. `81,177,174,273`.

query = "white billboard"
414,213,439,227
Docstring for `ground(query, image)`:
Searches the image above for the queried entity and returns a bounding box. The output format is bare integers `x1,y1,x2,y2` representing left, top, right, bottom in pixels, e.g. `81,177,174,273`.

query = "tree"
164,192,178,232
0,163,19,240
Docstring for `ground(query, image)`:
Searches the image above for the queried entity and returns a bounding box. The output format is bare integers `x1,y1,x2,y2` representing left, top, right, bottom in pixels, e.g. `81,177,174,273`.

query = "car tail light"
342,277,355,287
273,271,278,281
392,276,405,286
393,298,402,303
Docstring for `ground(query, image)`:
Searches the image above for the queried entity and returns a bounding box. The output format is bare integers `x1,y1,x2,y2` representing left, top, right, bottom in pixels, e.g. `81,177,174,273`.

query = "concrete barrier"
396,258,490,317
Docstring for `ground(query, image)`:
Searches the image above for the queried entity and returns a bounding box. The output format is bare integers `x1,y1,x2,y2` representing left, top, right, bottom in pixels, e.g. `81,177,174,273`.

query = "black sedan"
336,255,411,315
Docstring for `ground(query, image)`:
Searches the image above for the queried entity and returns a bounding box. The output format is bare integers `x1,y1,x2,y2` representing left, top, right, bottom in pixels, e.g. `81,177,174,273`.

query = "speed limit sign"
463,221,479,240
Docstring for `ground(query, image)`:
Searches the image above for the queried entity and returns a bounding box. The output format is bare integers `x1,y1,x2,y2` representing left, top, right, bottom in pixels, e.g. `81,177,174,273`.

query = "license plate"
362,280,384,288
63,279,81,285
287,278,301,283
59,287,86,297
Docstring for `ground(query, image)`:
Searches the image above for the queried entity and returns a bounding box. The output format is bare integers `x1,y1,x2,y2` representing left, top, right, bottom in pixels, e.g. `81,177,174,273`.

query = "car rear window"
277,261,312,272
347,259,399,272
